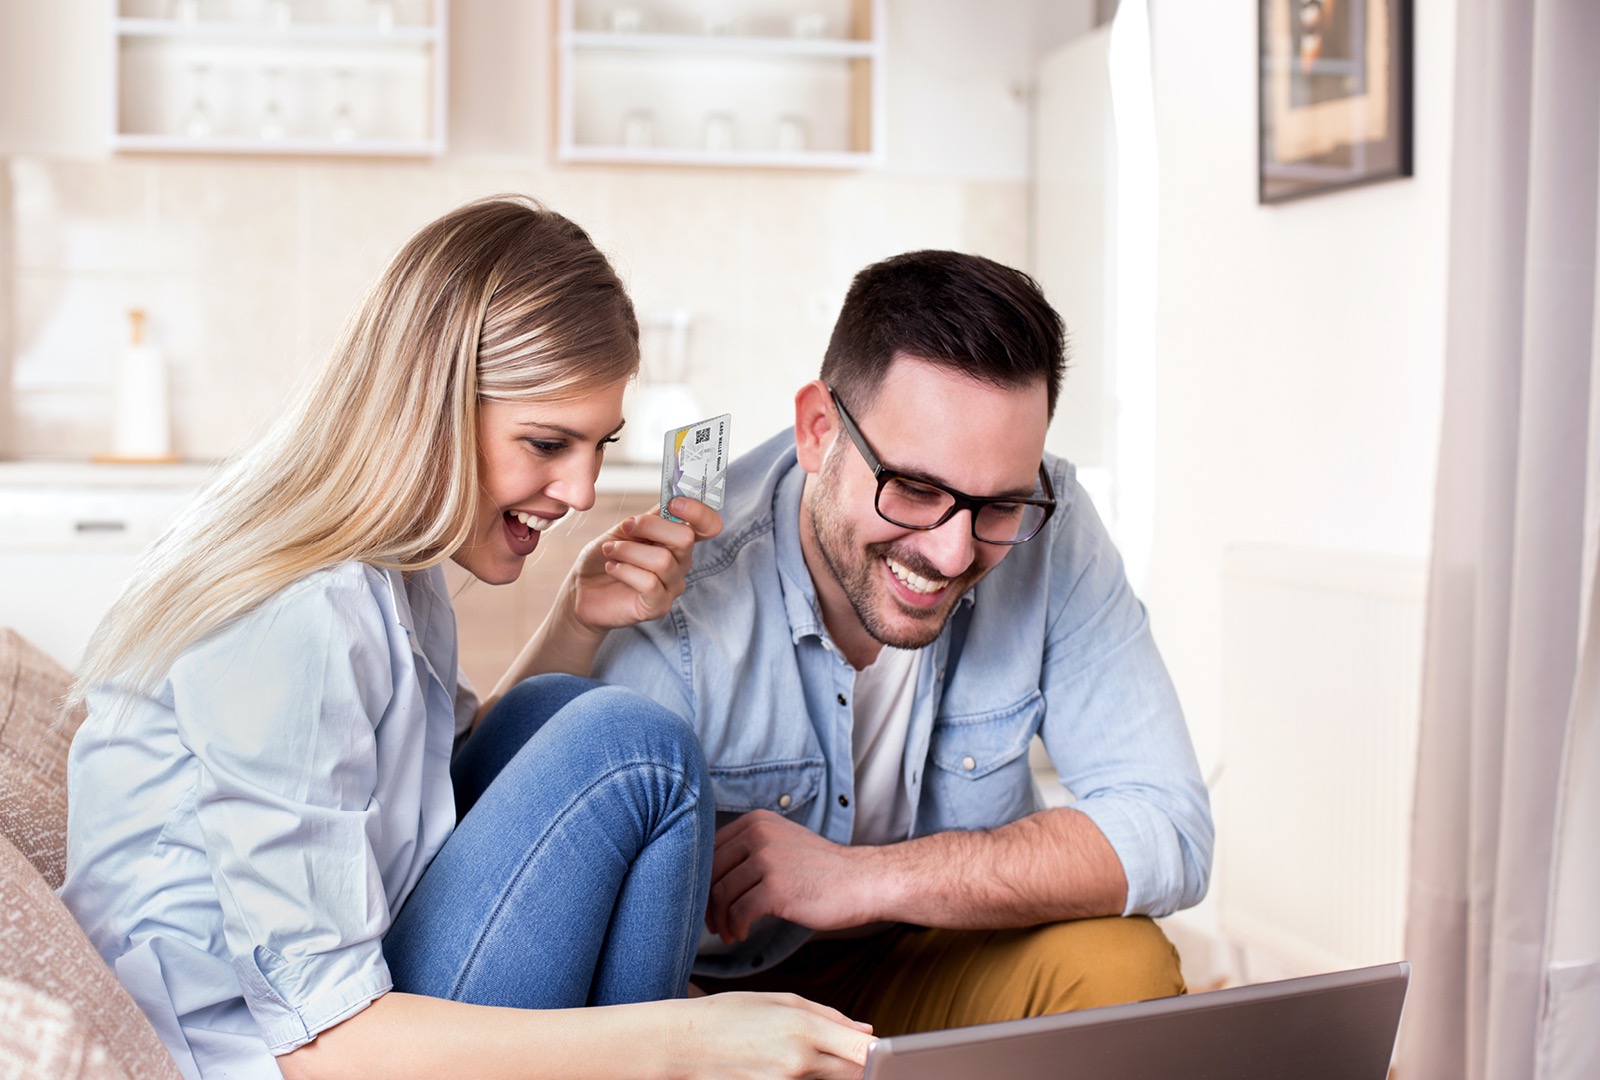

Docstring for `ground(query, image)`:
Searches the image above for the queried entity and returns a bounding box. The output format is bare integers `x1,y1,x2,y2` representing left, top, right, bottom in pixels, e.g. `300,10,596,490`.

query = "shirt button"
838,794,850,807
836,693,847,706
778,793,793,809
962,755,977,771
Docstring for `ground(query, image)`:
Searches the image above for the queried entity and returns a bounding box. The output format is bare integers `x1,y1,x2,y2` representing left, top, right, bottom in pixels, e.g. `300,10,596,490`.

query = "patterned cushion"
0,627,86,888
0,977,129,1080
0,834,180,1079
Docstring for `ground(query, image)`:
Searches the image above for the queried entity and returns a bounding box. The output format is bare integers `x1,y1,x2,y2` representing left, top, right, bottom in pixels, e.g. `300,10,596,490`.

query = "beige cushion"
0,977,129,1080
0,833,181,1079
0,627,86,888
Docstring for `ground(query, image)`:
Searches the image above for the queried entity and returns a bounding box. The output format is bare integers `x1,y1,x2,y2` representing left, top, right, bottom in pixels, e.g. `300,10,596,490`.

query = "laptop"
862,961,1410,1080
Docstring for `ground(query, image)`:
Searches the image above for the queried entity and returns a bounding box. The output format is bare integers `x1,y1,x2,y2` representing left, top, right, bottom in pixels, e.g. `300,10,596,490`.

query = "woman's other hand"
568,497,722,632
665,992,875,1080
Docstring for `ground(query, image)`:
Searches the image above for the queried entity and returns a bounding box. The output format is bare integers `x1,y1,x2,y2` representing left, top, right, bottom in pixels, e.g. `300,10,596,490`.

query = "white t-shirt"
849,644,922,846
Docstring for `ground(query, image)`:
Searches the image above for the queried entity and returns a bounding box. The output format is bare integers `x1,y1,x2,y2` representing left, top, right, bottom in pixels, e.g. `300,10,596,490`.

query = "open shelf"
110,0,448,156
556,0,884,169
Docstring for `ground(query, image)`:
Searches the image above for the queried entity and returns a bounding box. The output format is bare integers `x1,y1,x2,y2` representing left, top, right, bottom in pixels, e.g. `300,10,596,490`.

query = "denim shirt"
592,430,1214,979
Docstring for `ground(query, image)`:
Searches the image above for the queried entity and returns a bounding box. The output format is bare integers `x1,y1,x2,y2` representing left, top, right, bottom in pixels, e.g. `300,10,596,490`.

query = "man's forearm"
861,807,1127,928
706,806,1130,943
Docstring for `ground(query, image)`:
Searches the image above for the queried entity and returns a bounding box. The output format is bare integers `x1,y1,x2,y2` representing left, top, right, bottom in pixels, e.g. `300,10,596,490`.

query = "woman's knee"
493,672,606,727
565,686,709,787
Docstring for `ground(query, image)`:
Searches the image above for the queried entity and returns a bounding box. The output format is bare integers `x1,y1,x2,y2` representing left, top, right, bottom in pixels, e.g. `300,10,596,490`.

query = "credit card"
661,413,732,522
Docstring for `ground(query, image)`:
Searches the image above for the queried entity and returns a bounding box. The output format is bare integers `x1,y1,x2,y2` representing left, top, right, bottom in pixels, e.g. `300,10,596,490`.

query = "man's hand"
706,810,884,943
706,806,1130,940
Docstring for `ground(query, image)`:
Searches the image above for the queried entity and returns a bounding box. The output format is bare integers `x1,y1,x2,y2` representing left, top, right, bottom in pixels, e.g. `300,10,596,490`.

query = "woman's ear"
793,380,836,474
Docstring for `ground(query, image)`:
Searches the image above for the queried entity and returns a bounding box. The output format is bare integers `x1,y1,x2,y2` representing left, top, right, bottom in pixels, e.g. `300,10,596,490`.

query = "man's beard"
806,444,986,650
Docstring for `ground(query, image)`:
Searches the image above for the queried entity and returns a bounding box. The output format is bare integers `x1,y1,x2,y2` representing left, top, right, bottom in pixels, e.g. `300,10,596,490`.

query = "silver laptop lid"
863,961,1410,1080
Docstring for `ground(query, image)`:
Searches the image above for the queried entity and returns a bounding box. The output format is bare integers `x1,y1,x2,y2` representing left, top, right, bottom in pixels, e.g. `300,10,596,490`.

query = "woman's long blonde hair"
71,196,639,705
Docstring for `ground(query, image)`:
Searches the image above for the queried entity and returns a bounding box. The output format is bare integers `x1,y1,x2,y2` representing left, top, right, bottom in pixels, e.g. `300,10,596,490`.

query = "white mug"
621,109,655,148
777,114,808,153
703,112,736,152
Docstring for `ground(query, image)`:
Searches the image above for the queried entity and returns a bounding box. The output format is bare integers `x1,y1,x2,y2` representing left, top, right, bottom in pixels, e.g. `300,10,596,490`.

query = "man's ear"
793,380,836,474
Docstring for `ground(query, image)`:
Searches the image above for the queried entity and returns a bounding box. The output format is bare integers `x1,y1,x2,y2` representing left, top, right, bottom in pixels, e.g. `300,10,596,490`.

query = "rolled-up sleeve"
168,575,397,1054
1039,504,1215,917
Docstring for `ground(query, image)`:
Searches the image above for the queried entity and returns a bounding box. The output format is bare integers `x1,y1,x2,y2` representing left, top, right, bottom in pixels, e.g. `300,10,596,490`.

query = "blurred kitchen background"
0,0,1461,1023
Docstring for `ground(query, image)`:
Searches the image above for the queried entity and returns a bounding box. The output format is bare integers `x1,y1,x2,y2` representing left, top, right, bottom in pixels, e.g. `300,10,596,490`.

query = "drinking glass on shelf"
265,0,292,28
183,63,214,139
260,67,287,139
370,0,396,31
791,12,827,38
330,68,358,141
171,0,201,24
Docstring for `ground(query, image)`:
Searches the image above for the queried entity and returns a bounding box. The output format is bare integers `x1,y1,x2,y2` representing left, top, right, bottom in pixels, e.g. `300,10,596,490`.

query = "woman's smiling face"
451,382,627,585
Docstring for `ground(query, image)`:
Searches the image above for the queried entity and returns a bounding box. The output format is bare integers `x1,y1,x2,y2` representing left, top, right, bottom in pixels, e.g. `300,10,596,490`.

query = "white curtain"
1398,0,1600,1077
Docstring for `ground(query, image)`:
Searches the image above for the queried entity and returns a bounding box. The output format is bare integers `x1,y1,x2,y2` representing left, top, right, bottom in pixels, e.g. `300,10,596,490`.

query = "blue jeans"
383,674,714,1007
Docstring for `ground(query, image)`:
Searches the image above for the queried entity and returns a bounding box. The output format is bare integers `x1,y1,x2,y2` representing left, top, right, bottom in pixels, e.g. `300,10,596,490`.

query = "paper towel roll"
110,310,174,460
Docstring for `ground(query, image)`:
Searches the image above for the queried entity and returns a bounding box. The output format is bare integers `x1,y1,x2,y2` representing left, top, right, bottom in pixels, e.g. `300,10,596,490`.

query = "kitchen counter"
0,459,663,671
0,460,661,493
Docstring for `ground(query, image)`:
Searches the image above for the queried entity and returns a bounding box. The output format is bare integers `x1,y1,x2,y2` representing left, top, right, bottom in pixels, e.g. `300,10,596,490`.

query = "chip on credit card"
661,413,731,522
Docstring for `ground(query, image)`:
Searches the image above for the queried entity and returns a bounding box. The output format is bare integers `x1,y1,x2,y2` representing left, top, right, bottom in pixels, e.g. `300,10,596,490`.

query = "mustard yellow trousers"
697,916,1186,1037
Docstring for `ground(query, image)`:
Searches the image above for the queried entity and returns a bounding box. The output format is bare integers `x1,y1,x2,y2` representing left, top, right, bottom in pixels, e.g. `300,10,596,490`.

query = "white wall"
883,0,1082,181
1144,0,1456,781
1032,27,1112,470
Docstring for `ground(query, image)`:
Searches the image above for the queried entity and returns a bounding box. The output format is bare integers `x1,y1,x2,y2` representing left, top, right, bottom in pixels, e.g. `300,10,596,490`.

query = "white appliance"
619,308,705,464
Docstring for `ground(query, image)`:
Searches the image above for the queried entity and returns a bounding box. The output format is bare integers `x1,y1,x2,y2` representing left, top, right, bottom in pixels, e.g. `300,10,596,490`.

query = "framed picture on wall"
1258,0,1413,203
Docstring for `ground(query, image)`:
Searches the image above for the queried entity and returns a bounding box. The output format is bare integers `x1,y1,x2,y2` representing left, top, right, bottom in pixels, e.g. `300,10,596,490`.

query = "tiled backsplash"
3,156,1026,462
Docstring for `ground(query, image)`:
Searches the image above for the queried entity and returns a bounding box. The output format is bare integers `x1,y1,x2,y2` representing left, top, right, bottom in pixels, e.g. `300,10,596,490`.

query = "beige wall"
4,158,1024,461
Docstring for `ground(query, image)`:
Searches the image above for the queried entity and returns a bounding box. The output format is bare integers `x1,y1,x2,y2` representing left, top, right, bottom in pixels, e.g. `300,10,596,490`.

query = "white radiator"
1218,545,1427,976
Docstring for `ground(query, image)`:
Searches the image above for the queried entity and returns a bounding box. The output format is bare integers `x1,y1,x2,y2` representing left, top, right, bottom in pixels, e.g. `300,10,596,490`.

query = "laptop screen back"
863,962,1409,1080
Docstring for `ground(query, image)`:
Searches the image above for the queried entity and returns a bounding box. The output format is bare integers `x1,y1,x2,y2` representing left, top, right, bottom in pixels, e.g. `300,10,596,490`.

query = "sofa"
0,627,181,1079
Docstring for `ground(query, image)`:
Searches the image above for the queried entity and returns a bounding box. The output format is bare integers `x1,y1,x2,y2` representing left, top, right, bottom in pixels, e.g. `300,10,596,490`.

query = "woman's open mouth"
502,509,558,557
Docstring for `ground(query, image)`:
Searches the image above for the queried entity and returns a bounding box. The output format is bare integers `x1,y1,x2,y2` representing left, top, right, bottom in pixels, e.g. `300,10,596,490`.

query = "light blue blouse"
60,562,476,1079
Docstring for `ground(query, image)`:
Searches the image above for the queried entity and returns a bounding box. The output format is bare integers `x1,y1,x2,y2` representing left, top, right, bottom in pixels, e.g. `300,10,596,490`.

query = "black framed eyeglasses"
828,386,1056,546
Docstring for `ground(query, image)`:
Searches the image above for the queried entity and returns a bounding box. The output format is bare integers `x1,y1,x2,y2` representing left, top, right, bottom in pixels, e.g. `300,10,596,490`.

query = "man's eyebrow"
880,458,1039,500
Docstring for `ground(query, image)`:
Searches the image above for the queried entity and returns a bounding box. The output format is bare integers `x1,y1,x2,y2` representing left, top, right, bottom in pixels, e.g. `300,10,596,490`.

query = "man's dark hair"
820,250,1068,417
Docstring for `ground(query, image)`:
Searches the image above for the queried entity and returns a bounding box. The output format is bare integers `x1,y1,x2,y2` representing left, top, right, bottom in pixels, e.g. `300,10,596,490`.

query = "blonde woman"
60,197,874,1080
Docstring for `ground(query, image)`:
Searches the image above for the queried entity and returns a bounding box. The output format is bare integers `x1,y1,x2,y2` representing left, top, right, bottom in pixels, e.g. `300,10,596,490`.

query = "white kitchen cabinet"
556,0,885,168
109,0,448,156
0,463,212,671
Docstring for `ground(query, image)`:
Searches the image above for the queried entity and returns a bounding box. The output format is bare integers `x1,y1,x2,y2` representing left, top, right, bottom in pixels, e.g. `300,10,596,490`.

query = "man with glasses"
592,250,1212,1036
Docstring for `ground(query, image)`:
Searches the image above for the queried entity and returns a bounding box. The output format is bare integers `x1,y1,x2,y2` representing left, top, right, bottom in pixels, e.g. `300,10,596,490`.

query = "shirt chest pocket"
709,758,825,832
923,690,1042,830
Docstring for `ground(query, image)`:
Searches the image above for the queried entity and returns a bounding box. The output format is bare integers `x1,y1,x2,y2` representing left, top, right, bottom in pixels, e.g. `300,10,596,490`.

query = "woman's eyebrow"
517,418,627,441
